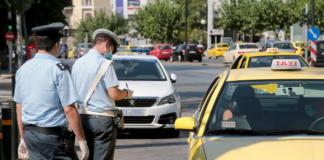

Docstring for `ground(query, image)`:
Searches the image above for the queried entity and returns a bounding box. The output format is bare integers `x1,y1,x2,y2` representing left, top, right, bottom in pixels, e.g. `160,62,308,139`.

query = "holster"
113,109,124,130
60,129,76,155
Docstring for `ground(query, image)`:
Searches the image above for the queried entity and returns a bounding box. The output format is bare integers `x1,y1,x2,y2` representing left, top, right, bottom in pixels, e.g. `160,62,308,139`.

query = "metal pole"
8,9,12,74
311,0,314,27
16,12,23,68
2,108,12,160
22,10,29,54
184,0,188,61
84,32,88,55
10,101,18,160
305,4,309,62
11,60,16,97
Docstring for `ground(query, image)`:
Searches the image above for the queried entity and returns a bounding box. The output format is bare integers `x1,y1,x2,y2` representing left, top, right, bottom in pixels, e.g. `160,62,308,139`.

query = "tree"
132,0,184,44
216,0,300,37
74,10,129,45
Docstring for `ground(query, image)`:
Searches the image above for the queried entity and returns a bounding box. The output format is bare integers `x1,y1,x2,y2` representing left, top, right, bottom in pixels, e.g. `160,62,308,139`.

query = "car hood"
118,81,174,98
203,136,324,160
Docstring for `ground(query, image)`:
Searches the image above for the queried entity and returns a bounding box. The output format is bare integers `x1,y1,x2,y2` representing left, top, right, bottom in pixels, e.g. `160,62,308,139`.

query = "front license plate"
121,109,146,116
189,51,196,54
162,51,169,54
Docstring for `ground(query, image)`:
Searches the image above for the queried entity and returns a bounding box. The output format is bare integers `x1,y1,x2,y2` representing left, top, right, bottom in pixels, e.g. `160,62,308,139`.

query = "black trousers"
24,130,78,160
80,115,117,160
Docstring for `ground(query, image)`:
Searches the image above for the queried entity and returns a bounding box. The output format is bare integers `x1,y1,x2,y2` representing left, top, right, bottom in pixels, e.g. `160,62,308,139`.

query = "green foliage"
132,0,184,44
217,0,300,36
74,10,129,45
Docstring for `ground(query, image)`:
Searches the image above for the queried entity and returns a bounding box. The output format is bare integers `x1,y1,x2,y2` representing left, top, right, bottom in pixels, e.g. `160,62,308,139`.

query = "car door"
208,45,216,57
188,77,221,158
224,44,237,62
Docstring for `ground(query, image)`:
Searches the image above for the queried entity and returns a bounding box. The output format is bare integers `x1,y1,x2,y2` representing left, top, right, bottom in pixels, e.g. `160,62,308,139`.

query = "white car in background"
112,54,181,137
223,43,260,64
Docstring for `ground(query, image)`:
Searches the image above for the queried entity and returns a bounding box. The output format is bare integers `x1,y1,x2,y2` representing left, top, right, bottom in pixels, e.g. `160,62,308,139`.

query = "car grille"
115,98,158,107
124,116,155,124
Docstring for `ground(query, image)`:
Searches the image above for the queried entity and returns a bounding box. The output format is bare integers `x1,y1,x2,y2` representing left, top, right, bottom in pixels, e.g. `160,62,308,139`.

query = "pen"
126,83,129,90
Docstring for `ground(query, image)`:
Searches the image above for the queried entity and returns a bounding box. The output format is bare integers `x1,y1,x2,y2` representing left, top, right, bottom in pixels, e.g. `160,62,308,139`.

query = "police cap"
92,29,121,54
31,22,64,37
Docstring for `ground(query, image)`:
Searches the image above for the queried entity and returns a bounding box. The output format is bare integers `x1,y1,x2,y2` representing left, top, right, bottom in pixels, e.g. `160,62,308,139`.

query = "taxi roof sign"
271,59,301,71
266,48,279,53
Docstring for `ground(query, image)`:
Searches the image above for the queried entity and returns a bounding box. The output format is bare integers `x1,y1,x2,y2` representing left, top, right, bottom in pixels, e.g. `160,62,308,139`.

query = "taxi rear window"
206,80,324,135
158,45,171,49
295,43,304,47
248,56,308,67
217,44,229,48
239,44,259,49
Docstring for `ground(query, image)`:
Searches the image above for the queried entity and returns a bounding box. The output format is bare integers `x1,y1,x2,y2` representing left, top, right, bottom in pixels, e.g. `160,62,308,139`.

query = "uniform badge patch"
56,63,66,71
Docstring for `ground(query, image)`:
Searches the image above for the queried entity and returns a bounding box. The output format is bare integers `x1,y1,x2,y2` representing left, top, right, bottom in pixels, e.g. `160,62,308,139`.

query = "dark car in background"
170,44,203,62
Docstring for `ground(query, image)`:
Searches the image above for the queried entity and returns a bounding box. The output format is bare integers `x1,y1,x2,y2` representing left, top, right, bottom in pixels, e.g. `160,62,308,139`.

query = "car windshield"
295,43,304,47
207,80,324,134
239,44,259,49
113,58,166,81
248,56,309,67
273,43,294,49
217,44,230,48
158,45,171,49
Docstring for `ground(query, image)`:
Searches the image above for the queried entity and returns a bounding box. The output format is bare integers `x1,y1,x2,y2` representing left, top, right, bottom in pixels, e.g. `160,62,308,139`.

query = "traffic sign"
307,27,320,41
5,31,15,41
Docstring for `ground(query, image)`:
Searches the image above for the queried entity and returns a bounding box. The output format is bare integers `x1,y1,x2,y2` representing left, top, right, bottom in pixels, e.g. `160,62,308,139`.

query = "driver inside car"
293,98,324,130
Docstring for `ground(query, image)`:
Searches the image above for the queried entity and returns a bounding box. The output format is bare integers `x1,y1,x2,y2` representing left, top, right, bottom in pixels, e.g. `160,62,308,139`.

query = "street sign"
5,31,15,41
311,41,317,62
307,27,320,41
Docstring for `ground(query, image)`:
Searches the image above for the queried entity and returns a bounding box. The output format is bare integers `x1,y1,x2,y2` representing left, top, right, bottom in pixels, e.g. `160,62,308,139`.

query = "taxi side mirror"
175,117,197,133
170,73,177,83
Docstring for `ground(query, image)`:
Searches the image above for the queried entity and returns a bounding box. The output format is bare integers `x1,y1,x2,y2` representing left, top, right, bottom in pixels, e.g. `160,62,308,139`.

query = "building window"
84,0,91,6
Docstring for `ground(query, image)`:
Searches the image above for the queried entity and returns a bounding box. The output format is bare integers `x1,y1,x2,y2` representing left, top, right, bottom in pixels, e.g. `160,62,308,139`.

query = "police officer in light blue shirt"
14,22,89,160
72,29,134,160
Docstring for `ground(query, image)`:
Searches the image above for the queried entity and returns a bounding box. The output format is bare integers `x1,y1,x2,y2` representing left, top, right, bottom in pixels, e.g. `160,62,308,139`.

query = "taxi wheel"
165,59,168,61
165,129,180,137
208,57,211,59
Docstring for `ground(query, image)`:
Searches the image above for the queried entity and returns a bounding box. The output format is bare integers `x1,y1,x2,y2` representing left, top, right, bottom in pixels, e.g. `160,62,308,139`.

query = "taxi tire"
165,129,180,137
209,57,211,59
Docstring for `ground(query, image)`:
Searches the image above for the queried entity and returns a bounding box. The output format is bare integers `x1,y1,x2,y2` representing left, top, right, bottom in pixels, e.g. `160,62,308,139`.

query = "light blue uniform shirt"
14,53,80,127
72,49,119,112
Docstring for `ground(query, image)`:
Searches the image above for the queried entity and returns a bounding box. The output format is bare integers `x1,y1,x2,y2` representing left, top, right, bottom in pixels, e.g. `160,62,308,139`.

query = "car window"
248,56,309,67
206,80,324,133
231,55,242,69
218,44,230,48
318,42,324,49
80,44,92,48
211,45,215,49
197,77,220,125
158,45,171,49
295,43,304,47
152,46,156,50
266,43,272,48
239,56,247,68
239,44,259,49
113,59,166,81
229,45,237,51
273,43,294,49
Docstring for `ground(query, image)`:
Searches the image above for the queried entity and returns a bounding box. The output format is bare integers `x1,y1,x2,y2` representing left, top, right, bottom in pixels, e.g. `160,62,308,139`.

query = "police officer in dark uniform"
14,22,89,160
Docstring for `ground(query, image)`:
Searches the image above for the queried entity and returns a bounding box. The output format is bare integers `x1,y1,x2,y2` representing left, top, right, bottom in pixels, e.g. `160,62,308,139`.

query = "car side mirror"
175,117,197,133
170,73,177,83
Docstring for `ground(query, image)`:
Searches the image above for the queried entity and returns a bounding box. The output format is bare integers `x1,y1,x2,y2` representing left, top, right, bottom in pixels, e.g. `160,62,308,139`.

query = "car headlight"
158,93,177,106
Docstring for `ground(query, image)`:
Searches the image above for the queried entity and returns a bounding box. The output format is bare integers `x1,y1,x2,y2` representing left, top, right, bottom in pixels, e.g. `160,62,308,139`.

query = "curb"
162,61,227,67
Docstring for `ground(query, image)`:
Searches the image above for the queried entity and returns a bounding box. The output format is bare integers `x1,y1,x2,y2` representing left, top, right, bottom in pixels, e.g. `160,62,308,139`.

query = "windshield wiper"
206,129,266,135
265,130,324,135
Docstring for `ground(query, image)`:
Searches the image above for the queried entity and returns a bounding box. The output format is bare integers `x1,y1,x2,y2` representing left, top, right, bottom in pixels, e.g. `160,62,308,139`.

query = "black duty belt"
25,125,68,136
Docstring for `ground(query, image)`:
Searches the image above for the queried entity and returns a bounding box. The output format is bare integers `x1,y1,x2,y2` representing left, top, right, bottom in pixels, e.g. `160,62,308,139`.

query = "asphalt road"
62,58,227,160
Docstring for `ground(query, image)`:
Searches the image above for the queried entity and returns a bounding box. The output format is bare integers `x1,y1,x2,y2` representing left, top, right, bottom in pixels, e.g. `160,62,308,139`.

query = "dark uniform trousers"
80,115,117,160
24,130,78,160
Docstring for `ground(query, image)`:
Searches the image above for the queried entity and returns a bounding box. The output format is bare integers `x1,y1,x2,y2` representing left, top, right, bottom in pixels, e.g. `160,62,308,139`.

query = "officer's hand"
18,139,29,159
125,89,134,99
79,141,89,160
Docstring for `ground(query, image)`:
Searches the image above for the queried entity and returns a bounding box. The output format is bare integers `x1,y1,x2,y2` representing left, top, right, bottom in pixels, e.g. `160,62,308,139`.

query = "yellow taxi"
293,41,306,55
68,46,76,58
207,43,230,59
230,48,310,69
175,60,324,160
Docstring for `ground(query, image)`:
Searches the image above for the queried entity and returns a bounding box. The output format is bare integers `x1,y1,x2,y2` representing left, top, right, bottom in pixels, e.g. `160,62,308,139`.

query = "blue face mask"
105,51,113,60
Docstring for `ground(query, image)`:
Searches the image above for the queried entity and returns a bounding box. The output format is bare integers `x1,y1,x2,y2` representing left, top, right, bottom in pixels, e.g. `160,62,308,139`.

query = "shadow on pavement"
115,141,187,150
